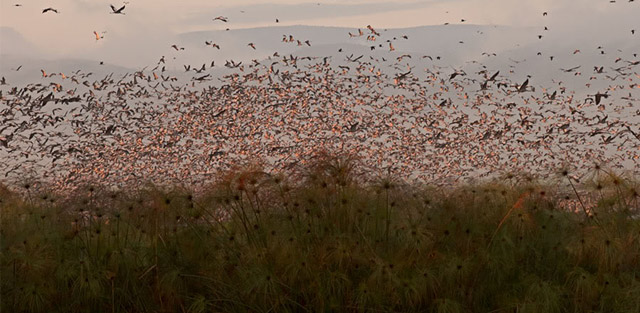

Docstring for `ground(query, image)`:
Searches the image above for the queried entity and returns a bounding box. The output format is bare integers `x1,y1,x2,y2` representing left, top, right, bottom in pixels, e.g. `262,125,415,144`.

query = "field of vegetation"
1,155,639,313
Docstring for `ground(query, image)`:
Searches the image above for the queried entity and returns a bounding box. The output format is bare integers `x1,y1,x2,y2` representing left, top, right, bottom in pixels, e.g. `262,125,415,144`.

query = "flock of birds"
39,4,127,15
1,2,639,189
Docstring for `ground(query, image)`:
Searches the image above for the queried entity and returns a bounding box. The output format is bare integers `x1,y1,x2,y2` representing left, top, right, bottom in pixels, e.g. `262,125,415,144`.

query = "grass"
1,154,639,312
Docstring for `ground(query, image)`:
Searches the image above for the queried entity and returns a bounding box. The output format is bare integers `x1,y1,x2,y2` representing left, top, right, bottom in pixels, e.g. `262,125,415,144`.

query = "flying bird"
488,71,500,81
594,92,609,105
42,7,58,13
213,16,228,22
93,31,104,41
366,25,380,36
205,41,220,49
110,4,125,14
561,66,581,72
517,78,529,92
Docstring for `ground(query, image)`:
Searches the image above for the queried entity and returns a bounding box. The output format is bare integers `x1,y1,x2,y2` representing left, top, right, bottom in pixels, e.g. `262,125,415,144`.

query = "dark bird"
449,71,464,80
595,92,609,105
213,16,228,22
517,78,529,92
205,41,220,49
561,66,581,72
42,7,58,13
488,71,500,81
110,4,125,14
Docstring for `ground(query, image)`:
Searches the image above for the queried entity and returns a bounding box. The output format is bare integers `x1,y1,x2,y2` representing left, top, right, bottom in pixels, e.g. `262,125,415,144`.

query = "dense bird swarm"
1,52,639,189
1,3,639,189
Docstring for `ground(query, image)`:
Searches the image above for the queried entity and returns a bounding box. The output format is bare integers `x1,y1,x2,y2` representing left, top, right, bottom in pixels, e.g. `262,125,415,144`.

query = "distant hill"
0,26,39,57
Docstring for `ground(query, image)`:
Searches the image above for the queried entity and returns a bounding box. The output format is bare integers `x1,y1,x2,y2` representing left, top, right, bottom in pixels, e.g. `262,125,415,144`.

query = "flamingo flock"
1,2,639,189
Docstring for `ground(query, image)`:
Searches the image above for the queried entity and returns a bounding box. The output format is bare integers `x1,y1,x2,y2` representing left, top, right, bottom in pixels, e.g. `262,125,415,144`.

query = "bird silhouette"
110,4,125,14
517,78,529,92
213,16,228,22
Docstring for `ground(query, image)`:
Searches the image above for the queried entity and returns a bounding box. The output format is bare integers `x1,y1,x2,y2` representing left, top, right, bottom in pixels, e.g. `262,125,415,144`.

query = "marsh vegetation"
1,155,639,312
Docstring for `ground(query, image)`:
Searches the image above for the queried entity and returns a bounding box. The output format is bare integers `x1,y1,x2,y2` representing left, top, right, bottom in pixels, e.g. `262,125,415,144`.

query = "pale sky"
1,0,638,67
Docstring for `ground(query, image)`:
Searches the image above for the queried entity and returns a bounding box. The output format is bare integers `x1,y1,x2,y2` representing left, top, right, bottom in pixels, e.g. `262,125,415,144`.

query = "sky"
0,0,638,68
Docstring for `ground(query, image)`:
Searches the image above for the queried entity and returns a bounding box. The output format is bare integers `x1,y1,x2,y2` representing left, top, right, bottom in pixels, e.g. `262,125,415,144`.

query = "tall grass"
1,156,639,312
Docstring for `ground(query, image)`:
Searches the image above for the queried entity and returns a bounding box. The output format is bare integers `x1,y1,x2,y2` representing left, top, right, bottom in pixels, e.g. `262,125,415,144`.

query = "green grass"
1,155,639,312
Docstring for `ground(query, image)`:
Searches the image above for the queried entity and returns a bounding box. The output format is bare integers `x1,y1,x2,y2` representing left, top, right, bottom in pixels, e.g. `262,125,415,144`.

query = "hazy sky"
1,0,638,66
